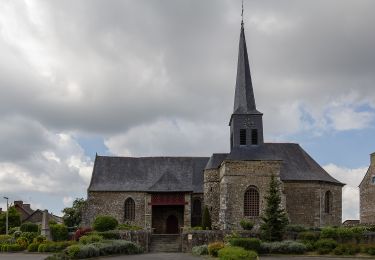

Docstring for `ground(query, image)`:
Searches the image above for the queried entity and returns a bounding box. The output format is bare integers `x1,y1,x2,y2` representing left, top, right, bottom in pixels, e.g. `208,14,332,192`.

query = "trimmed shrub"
315,238,337,254
285,224,307,233
208,242,225,257
0,243,23,252
50,224,69,241
0,234,13,243
297,231,319,242
91,230,120,240
260,240,306,254
79,234,103,245
320,227,338,240
229,238,261,252
239,220,254,230
16,237,28,249
93,215,118,232
218,247,258,260
27,242,40,252
361,244,375,255
33,235,46,244
117,223,142,230
20,222,39,233
192,244,208,256
38,241,76,253
67,244,81,258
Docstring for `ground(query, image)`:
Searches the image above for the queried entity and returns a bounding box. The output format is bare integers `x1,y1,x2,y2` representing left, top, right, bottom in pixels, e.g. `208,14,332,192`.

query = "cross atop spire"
233,22,260,114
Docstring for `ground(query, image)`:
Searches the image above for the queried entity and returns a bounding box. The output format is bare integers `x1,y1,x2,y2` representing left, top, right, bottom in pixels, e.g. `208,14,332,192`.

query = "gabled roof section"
233,23,260,115
89,156,209,193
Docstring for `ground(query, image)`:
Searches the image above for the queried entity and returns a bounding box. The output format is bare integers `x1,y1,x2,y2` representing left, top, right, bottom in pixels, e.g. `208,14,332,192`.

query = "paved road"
0,253,51,260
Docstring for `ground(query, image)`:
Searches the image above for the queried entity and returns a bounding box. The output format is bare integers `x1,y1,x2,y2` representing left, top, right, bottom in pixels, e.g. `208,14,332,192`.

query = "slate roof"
206,143,344,186
88,156,209,193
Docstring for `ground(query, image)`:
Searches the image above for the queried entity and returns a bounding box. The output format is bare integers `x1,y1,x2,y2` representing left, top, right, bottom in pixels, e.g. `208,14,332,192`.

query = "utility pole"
3,197,8,235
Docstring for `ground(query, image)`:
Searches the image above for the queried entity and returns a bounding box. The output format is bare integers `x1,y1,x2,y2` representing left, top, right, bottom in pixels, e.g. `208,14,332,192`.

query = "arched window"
324,191,332,214
244,186,259,217
191,199,202,227
124,198,135,221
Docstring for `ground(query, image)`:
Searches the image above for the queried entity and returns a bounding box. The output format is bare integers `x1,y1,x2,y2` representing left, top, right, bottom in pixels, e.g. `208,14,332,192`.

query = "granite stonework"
203,169,220,229
360,153,375,224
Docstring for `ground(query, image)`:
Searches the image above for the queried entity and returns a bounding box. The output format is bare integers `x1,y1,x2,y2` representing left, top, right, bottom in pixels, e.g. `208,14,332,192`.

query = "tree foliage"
202,206,212,230
62,198,86,228
0,206,21,234
260,174,289,241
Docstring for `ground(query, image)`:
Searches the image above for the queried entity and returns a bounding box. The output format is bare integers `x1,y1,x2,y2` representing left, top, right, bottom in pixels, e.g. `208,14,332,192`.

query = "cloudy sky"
0,0,374,221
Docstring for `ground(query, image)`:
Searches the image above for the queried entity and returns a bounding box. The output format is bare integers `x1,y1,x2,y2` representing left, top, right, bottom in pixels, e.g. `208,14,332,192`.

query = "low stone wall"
118,230,151,252
181,230,257,252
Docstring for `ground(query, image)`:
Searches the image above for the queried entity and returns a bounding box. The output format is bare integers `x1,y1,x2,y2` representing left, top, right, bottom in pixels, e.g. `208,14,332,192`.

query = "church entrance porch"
149,192,187,234
152,205,183,234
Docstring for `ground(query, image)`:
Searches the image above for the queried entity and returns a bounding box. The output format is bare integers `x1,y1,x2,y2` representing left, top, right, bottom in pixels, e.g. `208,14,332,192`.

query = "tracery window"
124,198,135,221
244,186,259,217
324,191,332,214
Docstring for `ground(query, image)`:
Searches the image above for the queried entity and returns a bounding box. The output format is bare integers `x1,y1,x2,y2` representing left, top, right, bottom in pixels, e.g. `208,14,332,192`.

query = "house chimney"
371,152,375,166
23,204,32,211
14,200,23,206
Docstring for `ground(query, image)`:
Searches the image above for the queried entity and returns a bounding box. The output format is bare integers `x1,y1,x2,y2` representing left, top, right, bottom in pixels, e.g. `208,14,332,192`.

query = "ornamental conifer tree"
202,206,212,230
260,174,289,241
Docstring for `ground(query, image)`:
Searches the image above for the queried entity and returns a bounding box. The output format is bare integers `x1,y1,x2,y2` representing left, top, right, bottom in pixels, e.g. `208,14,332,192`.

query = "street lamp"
3,197,8,235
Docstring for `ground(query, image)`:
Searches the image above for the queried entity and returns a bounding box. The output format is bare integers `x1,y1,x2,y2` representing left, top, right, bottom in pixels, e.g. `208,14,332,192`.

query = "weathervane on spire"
241,0,244,25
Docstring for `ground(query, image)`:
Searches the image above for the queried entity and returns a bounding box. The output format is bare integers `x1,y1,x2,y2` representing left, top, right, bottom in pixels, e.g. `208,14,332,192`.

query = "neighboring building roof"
205,143,344,186
88,156,209,193
23,209,63,224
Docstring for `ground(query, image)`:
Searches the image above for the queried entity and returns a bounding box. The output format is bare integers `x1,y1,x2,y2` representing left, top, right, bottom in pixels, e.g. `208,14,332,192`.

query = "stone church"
82,22,344,233
359,153,375,224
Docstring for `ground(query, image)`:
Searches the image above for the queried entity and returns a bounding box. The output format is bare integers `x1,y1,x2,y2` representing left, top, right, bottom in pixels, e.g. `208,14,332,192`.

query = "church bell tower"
229,21,263,150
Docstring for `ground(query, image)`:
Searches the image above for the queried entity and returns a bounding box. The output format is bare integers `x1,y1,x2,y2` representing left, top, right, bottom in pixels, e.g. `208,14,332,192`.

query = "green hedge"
315,238,338,254
229,238,261,252
92,215,118,232
333,244,360,255
79,234,103,245
0,243,23,252
260,240,307,254
218,246,258,260
239,220,254,230
20,222,39,233
50,224,69,241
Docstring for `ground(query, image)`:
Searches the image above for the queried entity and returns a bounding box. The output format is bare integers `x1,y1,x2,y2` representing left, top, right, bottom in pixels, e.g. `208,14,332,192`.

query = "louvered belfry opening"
244,186,259,217
124,198,135,221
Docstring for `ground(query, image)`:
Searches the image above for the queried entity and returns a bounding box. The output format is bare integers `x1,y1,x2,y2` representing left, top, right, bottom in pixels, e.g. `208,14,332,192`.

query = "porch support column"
184,193,191,229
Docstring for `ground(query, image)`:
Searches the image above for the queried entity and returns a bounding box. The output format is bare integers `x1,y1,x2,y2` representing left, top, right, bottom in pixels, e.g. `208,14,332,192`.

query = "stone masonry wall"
82,191,146,227
203,169,220,229
283,182,342,227
360,153,375,224
218,160,284,230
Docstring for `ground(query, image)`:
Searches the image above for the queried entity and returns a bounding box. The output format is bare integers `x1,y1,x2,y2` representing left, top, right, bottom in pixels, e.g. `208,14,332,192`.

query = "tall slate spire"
230,21,264,149
233,22,259,114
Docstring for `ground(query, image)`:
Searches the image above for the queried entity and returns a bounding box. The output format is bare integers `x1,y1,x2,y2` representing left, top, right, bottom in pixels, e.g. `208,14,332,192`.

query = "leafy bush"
33,235,46,244
67,244,81,258
260,240,307,254
285,224,307,233
229,238,261,252
16,237,28,249
117,223,142,230
79,234,103,245
20,231,38,244
239,220,254,230
361,244,375,255
297,231,320,242
13,230,22,238
50,224,69,241
74,227,92,241
320,227,338,240
8,227,20,234
0,234,12,243
190,226,203,230
27,242,40,252
92,216,118,232
20,222,39,233
38,241,76,253
192,244,208,255
0,243,23,252
333,244,360,255
208,242,225,257
218,246,258,260
315,238,337,254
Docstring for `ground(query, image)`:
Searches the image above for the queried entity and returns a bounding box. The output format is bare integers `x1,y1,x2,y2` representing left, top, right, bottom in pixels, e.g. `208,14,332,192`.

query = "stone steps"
150,234,181,252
